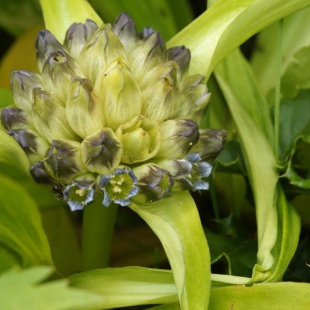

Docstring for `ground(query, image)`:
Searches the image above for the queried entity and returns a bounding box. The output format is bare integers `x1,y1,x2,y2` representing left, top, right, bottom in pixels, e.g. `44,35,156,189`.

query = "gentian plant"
1,0,310,309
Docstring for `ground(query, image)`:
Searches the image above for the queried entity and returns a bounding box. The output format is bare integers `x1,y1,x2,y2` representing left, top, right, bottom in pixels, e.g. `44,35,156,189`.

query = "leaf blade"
130,191,211,310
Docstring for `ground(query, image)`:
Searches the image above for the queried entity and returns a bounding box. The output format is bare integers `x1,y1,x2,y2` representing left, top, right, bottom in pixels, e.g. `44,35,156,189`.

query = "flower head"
1,13,226,209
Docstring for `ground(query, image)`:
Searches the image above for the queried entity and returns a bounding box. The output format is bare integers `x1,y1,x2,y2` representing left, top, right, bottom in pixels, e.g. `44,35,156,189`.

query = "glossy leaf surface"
130,191,211,310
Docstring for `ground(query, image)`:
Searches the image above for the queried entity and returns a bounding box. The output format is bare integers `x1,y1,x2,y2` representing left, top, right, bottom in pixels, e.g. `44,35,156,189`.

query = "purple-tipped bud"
30,161,57,187
11,70,43,112
190,129,227,162
81,128,122,175
132,164,173,203
155,119,199,159
64,19,99,59
113,13,138,51
35,30,66,73
129,32,167,82
79,24,126,83
42,50,84,103
167,46,191,74
1,107,30,131
44,139,87,182
8,129,48,165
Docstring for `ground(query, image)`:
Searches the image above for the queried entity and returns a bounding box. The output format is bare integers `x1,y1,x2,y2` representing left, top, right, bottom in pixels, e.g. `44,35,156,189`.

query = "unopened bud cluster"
1,14,226,210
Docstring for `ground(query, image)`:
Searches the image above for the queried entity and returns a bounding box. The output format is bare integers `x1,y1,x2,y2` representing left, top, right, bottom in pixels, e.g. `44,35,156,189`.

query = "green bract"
1,13,226,210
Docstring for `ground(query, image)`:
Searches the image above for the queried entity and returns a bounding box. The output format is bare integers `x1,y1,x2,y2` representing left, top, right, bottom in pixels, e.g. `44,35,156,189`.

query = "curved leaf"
0,267,103,310
251,6,310,97
168,0,310,80
0,130,30,177
0,174,52,271
130,191,211,310
215,49,278,273
209,282,310,309
70,267,178,308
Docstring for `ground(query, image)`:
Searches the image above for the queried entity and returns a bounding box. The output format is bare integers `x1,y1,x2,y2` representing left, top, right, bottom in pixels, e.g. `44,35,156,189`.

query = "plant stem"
82,200,118,271
209,172,220,220
274,19,283,160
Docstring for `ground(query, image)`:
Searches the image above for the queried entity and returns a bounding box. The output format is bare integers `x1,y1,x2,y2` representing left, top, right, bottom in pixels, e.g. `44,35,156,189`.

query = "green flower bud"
94,58,142,130
98,167,138,207
79,24,126,83
8,129,49,165
63,173,96,211
155,119,199,159
5,13,224,209
132,164,173,203
11,71,43,112
177,75,210,123
115,115,160,163
44,139,87,183
140,62,179,123
113,13,138,52
1,107,31,131
190,129,227,162
35,30,66,73
30,161,58,188
41,50,85,103
32,88,78,142
167,46,191,78
66,77,105,138
129,31,166,82
64,20,99,60
81,128,122,175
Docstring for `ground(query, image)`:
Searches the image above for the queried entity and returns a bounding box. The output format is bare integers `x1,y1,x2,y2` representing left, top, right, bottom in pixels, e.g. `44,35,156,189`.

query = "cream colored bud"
139,61,179,123
115,115,160,163
79,24,127,83
32,89,78,143
94,58,142,130
66,78,105,138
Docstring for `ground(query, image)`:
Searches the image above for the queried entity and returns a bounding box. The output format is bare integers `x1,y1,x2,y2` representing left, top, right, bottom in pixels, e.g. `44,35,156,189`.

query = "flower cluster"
1,13,226,210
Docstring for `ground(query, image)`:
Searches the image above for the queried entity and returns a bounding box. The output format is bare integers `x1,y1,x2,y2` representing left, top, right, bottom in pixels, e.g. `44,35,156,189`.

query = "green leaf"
147,304,180,310
0,174,52,271
279,89,310,157
215,49,279,274
70,267,178,308
251,6,310,98
205,228,257,278
0,267,103,310
281,46,310,98
215,48,301,282
130,191,211,310
209,282,310,309
40,0,103,42
284,159,310,189
266,185,301,282
168,0,310,80
216,140,247,174
0,130,30,177
0,0,43,36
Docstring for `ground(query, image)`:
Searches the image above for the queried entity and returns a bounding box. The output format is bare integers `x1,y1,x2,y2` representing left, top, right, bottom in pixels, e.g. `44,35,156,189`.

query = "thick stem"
82,200,118,271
